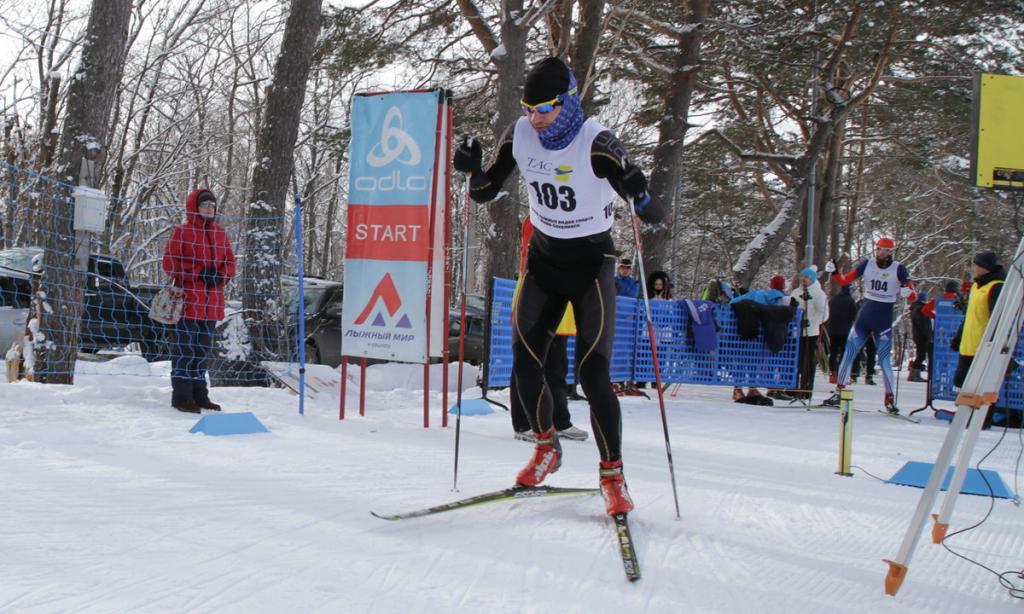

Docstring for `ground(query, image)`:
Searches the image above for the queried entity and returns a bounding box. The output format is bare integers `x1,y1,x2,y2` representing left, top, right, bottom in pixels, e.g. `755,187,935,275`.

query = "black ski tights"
512,250,622,461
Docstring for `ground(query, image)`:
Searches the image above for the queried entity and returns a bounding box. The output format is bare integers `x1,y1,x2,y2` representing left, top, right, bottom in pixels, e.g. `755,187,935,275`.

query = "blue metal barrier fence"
485,277,801,389
931,298,1024,411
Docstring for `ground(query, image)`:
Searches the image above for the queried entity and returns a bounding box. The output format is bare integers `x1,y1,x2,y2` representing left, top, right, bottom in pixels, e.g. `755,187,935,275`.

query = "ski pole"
629,203,681,519
453,174,472,491
893,298,908,407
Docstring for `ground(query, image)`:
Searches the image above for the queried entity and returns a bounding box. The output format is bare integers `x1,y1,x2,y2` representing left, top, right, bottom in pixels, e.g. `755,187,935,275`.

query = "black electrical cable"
938,422,1024,600
851,465,889,483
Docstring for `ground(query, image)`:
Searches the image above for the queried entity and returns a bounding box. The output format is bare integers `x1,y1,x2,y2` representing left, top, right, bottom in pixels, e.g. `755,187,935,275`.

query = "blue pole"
295,193,306,416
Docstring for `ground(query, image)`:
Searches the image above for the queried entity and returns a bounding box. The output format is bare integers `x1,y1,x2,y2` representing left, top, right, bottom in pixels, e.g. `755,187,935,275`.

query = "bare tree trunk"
817,121,845,272
644,0,710,273
456,0,530,287
482,7,527,286
844,106,869,258
320,154,343,277
36,0,132,384
39,73,61,167
569,0,605,115
241,0,322,361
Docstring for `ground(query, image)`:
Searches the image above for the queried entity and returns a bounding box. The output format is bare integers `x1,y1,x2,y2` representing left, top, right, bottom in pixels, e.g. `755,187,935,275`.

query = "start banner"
342,90,449,363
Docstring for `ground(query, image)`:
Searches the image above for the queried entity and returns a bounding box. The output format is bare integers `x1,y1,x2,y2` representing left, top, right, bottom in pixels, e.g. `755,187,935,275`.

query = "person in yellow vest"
510,217,589,442
950,251,1005,428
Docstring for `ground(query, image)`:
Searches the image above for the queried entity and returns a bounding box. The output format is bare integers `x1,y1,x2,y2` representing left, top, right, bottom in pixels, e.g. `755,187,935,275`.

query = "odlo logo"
355,106,428,193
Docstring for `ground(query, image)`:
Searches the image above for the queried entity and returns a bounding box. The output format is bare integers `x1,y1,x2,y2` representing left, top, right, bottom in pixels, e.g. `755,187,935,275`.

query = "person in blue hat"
786,266,828,400
908,290,931,382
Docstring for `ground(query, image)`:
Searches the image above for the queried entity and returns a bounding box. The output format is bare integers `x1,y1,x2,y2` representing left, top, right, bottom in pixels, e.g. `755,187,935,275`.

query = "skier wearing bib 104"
822,237,917,413
453,57,663,516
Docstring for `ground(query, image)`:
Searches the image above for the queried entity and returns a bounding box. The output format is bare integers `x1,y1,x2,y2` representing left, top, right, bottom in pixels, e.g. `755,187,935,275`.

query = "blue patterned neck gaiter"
537,72,586,151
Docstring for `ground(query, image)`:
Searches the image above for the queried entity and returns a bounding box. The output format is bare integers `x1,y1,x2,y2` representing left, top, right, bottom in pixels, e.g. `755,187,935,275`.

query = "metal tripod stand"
883,235,1024,595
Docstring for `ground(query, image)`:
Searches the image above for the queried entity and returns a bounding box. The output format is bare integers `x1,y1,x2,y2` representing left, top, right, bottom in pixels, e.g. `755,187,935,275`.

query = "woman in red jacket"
162,189,236,413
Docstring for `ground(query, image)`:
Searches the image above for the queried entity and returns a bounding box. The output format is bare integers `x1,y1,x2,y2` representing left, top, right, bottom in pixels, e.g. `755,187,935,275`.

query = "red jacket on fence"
162,189,236,321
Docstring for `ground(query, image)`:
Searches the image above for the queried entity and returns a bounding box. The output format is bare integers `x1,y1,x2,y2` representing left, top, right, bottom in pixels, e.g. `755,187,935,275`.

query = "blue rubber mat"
448,398,495,416
190,412,269,436
887,461,1012,499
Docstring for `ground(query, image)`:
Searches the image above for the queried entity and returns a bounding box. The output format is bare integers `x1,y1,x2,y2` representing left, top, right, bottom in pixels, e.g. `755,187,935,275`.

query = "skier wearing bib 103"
452,56,663,516
822,237,917,413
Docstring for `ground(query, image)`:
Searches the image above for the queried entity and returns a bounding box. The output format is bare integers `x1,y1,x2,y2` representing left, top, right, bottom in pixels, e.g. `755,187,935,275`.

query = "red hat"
769,275,786,291
876,237,895,250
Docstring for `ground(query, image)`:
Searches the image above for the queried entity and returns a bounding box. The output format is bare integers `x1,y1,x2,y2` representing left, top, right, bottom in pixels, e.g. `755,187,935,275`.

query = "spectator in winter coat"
646,270,672,299
922,280,963,319
826,285,857,384
162,189,236,413
453,56,662,516
615,258,642,298
700,278,735,303
951,252,1005,385
950,251,1006,429
851,299,878,385
769,274,787,293
785,266,829,400
908,291,931,382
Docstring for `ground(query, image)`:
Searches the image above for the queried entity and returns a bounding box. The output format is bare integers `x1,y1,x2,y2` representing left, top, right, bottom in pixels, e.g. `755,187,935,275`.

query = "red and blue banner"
342,90,447,363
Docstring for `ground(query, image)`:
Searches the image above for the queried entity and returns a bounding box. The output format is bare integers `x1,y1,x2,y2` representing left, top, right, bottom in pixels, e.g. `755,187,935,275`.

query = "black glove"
200,266,221,288
453,137,482,174
621,161,647,198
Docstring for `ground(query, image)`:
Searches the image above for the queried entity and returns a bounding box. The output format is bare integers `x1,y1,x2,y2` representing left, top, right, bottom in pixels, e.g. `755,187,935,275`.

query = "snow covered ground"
1,356,1021,613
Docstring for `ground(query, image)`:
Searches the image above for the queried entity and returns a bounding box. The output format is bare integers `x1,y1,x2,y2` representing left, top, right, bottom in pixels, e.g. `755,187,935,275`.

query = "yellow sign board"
970,73,1024,190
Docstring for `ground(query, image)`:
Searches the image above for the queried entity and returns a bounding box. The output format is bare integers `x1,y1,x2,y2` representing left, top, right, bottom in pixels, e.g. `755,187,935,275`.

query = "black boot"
192,378,220,411
171,378,197,413
173,400,201,414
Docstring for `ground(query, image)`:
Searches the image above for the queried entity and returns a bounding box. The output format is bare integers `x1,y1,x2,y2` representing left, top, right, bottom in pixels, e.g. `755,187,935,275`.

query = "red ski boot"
884,392,899,415
599,459,634,516
515,428,561,487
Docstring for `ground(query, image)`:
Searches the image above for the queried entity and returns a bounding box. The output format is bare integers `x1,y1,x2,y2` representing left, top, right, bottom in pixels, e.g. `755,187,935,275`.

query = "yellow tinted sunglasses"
520,87,577,114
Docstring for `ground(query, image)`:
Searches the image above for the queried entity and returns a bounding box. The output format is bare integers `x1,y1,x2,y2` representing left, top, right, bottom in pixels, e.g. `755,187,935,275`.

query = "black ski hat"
944,280,959,294
523,57,572,105
197,191,217,207
973,251,999,272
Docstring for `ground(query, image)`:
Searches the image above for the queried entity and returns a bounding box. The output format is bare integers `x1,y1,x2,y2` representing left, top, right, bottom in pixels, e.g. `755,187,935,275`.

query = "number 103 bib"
512,117,616,239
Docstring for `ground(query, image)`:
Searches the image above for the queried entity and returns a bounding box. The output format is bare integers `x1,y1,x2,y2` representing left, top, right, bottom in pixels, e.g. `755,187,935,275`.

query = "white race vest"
862,259,902,303
512,117,617,239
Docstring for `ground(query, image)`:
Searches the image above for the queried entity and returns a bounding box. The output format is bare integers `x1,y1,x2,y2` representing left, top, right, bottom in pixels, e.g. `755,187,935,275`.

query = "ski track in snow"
0,360,1022,613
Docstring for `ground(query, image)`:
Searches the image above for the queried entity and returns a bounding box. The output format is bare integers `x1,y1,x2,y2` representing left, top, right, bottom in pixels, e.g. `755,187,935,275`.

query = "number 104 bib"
862,258,902,303
512,117,616,239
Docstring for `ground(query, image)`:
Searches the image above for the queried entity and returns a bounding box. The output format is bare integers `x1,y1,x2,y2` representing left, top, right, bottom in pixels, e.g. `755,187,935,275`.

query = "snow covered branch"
456,0,499,56
610,6,704,41
699,129,799,166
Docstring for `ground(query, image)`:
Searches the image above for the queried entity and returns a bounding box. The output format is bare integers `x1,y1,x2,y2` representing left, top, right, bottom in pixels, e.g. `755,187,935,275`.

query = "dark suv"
0,247,166,360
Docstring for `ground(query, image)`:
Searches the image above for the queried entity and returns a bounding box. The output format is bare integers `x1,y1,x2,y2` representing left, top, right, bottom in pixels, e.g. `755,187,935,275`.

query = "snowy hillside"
1,357,1021,613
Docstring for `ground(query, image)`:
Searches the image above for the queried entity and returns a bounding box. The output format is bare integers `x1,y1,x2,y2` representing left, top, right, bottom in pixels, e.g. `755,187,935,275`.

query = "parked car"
447,304,487,365
0,247,167,361
294,277,345,367
0,263,33,353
